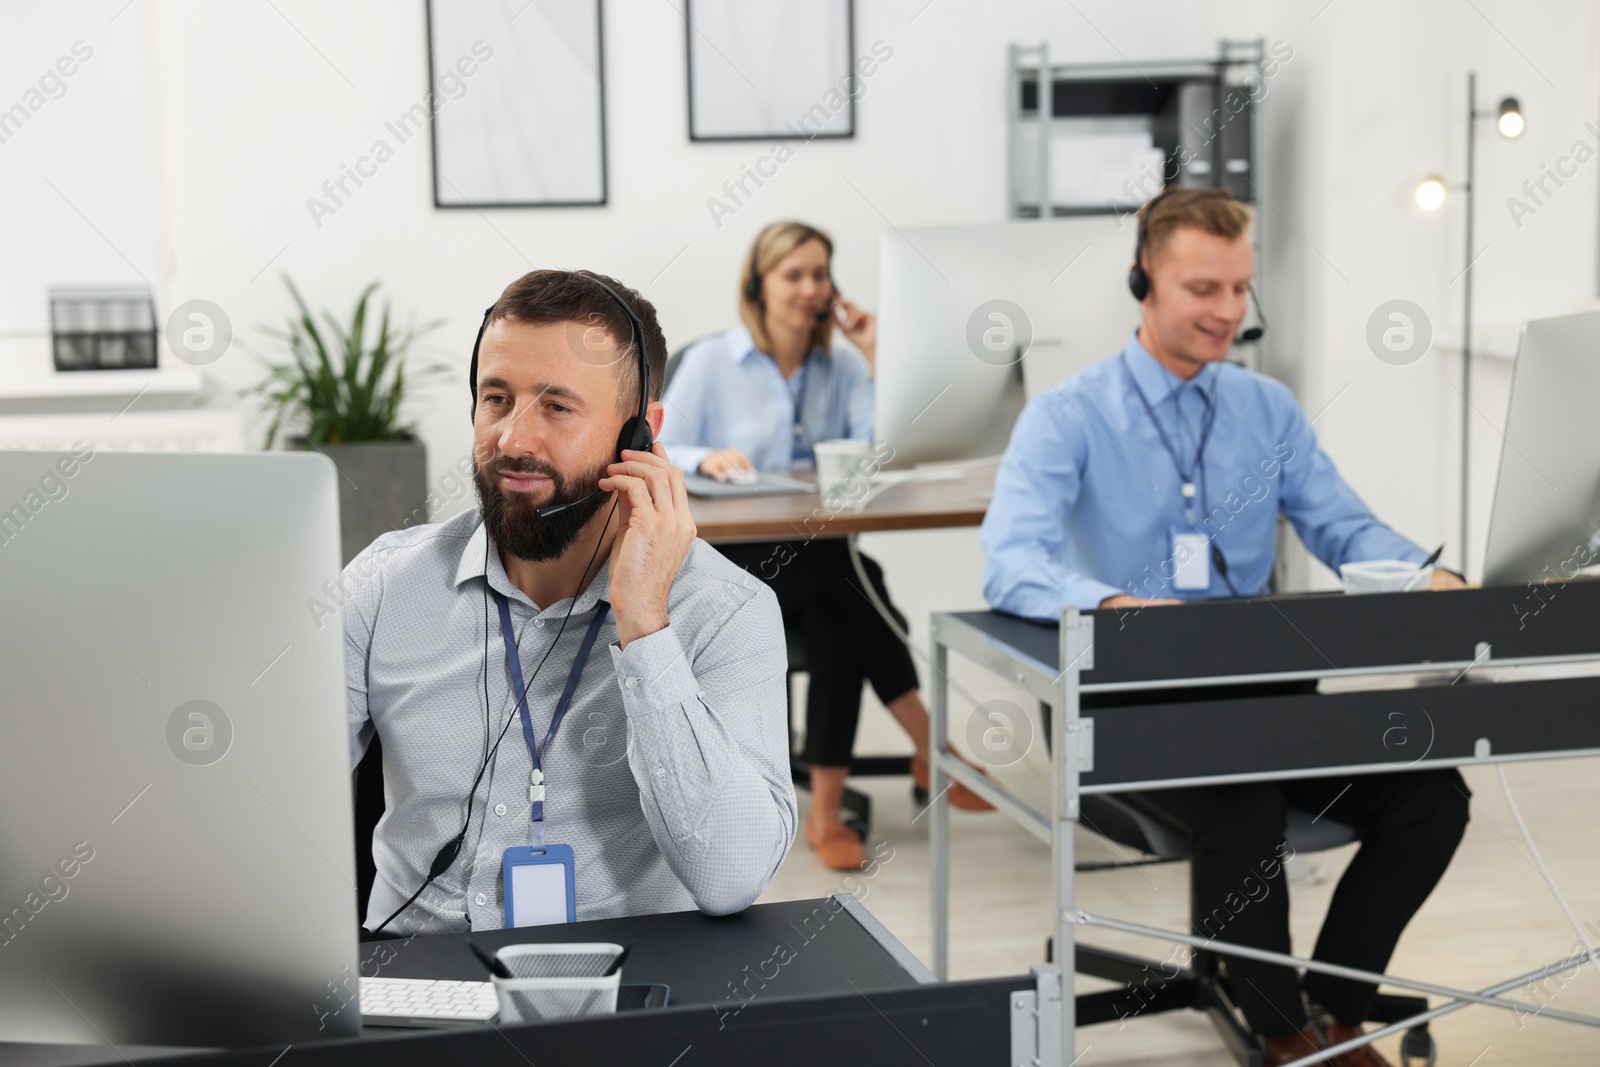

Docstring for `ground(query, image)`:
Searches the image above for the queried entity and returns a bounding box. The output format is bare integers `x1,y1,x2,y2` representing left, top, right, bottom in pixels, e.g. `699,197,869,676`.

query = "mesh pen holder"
492,943,623,1023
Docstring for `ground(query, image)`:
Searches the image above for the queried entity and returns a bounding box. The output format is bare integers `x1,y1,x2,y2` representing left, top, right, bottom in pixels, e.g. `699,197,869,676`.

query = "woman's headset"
467,271,654,519
1126,188,1266,346
744,227,837,324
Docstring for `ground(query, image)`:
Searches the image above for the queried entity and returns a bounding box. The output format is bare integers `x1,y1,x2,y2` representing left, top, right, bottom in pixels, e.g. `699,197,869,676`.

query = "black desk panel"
1083,676,1600,788
6,899,999,1067
959,579,1600,686
137,977,1021,1067
368,897,923,1009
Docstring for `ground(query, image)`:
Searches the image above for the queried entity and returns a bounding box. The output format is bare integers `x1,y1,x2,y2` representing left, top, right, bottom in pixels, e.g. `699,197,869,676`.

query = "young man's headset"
1126,187,1267,346
1123,190,1260,596
365,272,650,939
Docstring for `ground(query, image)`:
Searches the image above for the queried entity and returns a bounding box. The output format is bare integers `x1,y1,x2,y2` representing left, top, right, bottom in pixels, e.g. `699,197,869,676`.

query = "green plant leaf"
247,275,440,448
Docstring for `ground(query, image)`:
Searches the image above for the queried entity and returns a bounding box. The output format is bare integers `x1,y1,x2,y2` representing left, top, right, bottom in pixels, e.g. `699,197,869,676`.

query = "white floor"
758,684,1600,1065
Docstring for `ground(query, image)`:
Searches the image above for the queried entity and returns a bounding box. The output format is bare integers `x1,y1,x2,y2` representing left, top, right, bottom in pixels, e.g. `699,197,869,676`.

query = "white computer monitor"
873,216,1139,468
0,451,359,1048
1482,309,1600,586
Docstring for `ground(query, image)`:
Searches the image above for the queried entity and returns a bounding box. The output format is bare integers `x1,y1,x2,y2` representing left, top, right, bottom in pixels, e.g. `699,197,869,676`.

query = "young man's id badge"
502,845,577,927
1171,530,1211,591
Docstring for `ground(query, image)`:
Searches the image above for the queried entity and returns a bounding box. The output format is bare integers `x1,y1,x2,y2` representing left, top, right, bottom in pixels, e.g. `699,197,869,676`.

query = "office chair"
1033,701,1438,1067
353,736,385,924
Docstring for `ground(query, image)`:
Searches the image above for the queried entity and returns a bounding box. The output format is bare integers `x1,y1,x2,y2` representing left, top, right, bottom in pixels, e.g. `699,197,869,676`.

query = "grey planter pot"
291,436,429,564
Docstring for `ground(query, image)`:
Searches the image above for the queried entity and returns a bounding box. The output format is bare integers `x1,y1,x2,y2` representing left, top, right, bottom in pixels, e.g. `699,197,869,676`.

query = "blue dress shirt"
659,326,874,473
981,332,1426,619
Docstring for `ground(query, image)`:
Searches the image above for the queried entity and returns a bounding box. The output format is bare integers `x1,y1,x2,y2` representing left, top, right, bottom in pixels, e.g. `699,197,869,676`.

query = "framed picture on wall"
686,0,855,142
426,0,607,208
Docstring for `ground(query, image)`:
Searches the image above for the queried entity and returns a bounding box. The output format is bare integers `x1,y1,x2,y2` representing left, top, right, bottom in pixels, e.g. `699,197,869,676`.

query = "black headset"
468,271,653,519
1127,189,1266,346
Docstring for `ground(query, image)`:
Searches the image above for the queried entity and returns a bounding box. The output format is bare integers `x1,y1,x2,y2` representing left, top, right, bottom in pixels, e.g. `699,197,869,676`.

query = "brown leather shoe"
1322,1022,1394,1067
911,754,995,812
805,817,866,870
1264,1025,1326,1066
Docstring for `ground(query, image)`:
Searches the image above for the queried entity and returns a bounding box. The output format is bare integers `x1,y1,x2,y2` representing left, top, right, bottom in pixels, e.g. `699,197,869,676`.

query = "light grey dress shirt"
341,506,797,935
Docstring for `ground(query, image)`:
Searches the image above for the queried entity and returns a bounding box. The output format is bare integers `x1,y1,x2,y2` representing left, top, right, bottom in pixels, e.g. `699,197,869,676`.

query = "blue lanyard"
1122,354,1219,525
788,357,811,458
492,591,611,845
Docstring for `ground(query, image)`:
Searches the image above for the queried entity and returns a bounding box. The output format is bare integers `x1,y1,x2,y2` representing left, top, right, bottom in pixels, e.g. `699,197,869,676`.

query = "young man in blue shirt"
981,189,1469,1066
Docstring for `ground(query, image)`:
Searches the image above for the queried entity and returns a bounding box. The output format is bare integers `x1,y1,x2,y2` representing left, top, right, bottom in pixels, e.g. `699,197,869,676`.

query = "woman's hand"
598,443,698,649
833,297,876,368
698,449,755,482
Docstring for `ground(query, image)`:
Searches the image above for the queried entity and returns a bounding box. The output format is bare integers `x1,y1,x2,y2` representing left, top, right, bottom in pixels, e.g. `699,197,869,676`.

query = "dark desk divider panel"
963,579,1600,684
365,898,924,1003
130,977,1022,1067
1082,676,1600,788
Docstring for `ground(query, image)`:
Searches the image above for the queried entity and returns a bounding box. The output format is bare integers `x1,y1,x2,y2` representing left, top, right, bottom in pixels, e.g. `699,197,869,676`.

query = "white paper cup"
491,943,623,1023
813,439,874,496
1339,559,1433,595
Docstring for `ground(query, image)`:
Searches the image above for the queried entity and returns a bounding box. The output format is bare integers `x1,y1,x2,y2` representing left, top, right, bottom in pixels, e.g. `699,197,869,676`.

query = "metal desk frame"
927,588,1600,1066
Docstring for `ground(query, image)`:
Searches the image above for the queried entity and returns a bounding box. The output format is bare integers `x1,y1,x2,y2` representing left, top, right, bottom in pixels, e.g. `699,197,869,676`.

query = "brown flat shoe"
1322,1022,1394,1067
1264,1025,1326,1066
805,817,866,870
912,754,995,812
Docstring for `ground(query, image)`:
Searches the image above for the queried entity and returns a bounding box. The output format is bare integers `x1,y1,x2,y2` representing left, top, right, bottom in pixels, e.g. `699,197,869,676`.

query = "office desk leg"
929,633,950,980
1056,607,1085,1066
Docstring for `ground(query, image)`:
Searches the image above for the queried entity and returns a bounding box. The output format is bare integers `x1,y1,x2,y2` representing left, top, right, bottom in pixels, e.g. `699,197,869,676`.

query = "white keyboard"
360,976,498,1028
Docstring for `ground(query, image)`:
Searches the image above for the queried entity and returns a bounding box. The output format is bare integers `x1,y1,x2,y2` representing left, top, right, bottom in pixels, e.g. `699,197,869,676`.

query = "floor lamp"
1415,72,1523,575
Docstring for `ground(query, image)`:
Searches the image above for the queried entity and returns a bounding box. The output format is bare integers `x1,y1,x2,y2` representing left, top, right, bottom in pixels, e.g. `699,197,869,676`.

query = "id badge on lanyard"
492,591,610,927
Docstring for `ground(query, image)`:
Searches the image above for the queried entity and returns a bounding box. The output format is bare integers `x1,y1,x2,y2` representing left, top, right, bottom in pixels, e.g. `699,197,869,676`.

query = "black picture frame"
685,0,856,143
426,0,609,209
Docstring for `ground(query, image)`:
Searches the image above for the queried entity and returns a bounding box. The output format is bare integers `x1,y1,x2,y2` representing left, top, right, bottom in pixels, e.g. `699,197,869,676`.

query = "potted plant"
247,276,448,564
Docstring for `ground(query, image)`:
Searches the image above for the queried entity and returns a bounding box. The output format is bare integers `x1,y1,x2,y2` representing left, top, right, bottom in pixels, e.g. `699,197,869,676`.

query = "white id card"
502,844,576,927
1172,531,1211,591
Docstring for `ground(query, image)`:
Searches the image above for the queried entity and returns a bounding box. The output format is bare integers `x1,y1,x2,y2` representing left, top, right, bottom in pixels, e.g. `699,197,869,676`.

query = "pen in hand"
1403,543,1446,591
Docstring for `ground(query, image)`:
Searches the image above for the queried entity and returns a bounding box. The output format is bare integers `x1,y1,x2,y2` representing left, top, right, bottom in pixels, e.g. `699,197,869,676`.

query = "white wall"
1261,0,1600,581
2,0,1595,619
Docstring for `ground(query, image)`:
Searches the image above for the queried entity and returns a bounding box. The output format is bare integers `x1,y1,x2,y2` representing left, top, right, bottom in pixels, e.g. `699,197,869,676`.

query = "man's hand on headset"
600,441,697,649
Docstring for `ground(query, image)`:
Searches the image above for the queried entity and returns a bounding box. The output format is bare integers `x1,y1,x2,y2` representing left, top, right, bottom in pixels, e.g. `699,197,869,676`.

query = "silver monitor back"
873,217,1138,467
0,450,358,1047
1483,309,1600,586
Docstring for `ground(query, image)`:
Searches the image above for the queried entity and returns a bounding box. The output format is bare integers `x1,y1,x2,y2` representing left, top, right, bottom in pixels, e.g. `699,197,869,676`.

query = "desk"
11,896,1063,1067
687,464,993,544
925,582,1600,1066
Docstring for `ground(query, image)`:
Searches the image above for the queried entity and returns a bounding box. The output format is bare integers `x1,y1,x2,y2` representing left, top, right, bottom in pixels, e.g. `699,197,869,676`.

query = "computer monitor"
1483,309,1600,586
0,451,359,1047
873,216,1139,467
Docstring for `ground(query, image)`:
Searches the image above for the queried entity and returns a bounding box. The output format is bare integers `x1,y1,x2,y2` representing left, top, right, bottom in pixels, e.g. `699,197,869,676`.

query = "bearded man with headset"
981,189,1470,1066
340,269,796,939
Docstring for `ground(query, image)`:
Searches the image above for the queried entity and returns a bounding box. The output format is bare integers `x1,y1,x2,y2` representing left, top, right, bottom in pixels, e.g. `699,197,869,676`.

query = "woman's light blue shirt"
659,326,874,473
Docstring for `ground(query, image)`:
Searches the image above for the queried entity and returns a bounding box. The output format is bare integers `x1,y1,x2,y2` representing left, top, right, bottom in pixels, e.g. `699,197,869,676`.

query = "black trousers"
1084,685,1471,1037
717,538,920,767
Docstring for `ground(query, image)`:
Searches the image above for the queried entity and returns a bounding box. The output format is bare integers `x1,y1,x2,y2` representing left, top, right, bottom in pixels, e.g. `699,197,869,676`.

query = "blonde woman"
660,221,992,872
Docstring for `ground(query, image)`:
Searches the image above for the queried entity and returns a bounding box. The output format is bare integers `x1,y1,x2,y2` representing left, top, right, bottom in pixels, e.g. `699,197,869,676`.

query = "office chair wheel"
1398,1026,1436,1067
